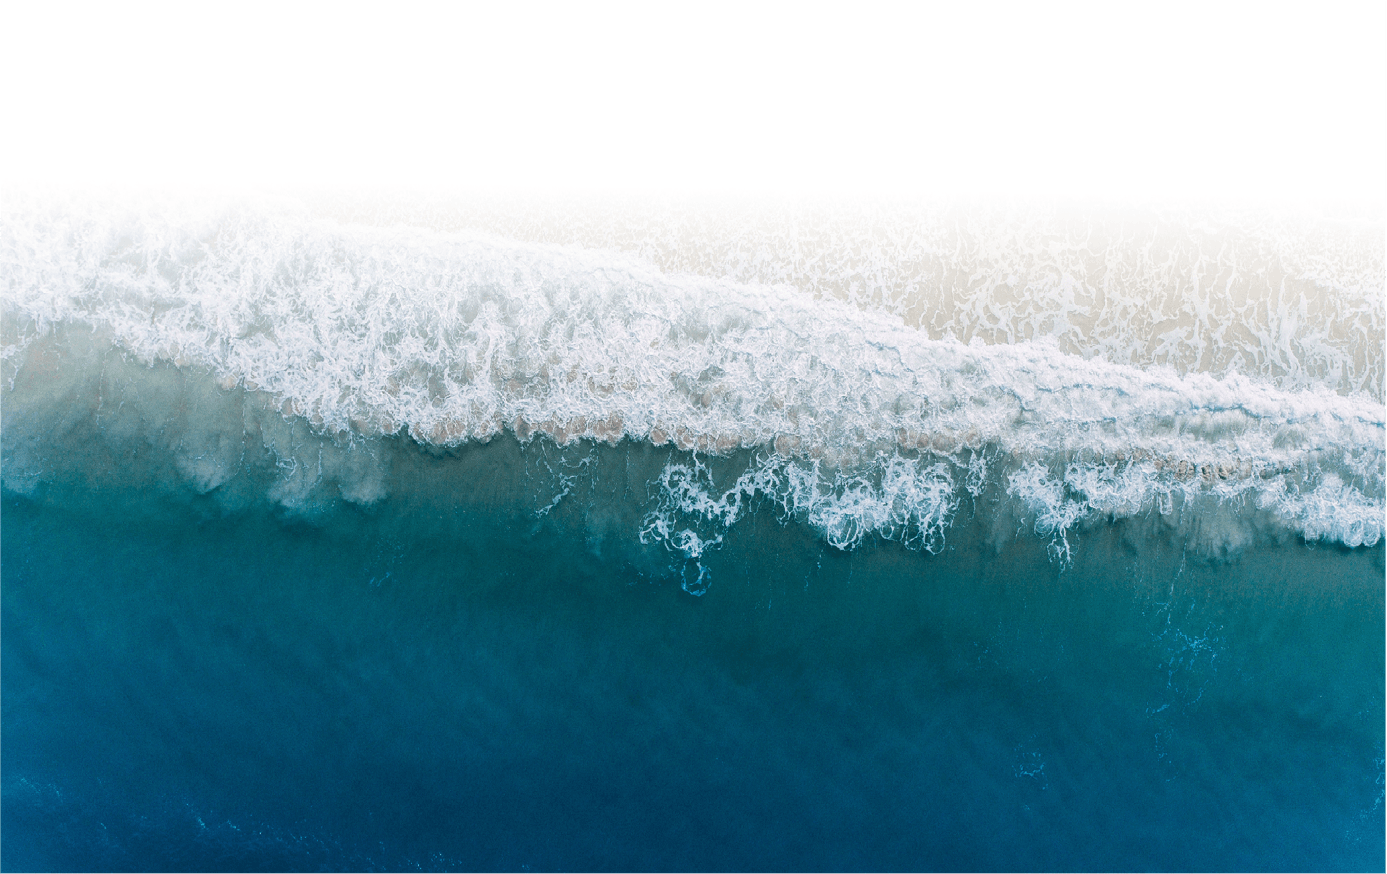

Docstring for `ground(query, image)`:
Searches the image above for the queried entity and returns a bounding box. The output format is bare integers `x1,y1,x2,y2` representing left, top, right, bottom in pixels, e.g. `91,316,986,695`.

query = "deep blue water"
3,436,1382,871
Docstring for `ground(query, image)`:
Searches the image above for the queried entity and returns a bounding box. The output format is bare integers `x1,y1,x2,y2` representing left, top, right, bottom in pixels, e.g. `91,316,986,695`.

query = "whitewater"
3,198,1383,560
2,194,1383,870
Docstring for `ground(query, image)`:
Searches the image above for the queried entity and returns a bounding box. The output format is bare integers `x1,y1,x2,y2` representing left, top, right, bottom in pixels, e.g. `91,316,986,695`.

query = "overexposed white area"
1,2,1383,204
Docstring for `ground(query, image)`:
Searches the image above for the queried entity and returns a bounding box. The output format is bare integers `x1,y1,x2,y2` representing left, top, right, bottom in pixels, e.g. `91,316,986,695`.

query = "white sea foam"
2,197,1383,558
324,196,1386,401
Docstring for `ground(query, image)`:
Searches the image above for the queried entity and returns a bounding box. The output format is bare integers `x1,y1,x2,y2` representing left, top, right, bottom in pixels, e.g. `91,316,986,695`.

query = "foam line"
3,199,1382,555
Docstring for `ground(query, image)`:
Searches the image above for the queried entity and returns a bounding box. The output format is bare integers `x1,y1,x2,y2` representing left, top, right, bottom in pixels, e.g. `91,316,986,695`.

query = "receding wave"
3,198,1383,570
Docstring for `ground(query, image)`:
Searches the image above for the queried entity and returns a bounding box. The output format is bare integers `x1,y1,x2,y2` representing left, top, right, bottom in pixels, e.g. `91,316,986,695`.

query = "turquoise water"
3,433,1383,870
2,198,1383,870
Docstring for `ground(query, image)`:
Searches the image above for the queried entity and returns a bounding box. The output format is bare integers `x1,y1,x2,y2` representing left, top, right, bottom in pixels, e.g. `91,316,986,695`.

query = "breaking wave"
3,197,1383,576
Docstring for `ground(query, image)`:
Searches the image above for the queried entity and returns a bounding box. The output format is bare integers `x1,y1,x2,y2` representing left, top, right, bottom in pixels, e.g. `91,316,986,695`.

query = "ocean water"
2,195,1383,871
